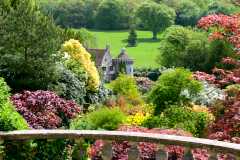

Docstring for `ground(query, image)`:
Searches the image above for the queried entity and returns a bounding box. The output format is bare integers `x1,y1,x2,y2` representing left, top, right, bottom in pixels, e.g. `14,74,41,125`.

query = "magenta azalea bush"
11,90,81,129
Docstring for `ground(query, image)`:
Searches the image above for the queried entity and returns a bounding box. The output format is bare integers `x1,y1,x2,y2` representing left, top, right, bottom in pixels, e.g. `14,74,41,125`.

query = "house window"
110,66,113,71
102,67,106,71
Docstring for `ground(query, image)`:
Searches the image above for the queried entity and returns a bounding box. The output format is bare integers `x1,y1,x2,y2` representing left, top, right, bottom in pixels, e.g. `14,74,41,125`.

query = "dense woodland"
0,0,239,159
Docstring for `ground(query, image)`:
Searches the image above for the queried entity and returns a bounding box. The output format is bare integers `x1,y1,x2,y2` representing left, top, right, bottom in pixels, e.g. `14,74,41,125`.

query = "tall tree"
137,2,176,40
0,0,61,91
175,0,202,26
95,0,127,30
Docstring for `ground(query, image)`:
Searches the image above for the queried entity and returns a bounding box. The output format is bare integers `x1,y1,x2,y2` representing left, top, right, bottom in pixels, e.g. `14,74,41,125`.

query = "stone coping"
0,130,239,155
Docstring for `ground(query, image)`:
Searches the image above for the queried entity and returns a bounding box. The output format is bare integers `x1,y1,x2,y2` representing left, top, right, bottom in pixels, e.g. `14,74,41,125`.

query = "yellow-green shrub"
191,104,215,122
62,39,100,91
126,112,151,126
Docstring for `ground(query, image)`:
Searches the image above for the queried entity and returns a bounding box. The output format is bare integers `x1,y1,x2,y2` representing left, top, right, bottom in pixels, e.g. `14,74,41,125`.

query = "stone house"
87,46,134,82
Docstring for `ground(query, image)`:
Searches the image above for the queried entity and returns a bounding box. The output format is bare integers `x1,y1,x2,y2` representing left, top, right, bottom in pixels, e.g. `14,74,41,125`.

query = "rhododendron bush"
195,14,240,86
208,87,240,144
11,90,81,129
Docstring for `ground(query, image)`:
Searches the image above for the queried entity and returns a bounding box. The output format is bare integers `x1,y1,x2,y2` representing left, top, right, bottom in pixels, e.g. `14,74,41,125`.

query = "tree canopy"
137,2,176,39
0,0,61,91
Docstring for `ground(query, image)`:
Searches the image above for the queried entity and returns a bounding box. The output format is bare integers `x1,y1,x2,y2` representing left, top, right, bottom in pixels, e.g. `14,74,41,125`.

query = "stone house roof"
87,48,108,67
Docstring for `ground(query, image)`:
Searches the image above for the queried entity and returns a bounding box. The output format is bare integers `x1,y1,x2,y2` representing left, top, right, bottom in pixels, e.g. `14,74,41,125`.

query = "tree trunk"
152,31,158,40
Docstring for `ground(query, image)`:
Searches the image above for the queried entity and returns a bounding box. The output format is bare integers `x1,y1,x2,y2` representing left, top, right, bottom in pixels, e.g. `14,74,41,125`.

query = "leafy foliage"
0,77,28,131
158,25,233,72
175,0,202,26
135,77,154,94
11,90,81,129
196,14,240,87
137,2,176,39
0,0,61,91
61,28,96,48
192,81,225,106
127,28,137,47
52,0,86,28
109,74,142,102
208,87,240,143
148,68,202,114
95,0,128,30
49,64,87,105
207,0,240,15
70,107,125,130
62,39,100,91
0,77,32,160
143,105,211,137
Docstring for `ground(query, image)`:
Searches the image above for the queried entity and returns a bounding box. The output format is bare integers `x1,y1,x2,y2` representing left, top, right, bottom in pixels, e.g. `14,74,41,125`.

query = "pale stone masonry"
87,46,134,82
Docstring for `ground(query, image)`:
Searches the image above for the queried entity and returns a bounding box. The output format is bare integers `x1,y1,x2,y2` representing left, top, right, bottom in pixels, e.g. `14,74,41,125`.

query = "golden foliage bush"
62,39,100,91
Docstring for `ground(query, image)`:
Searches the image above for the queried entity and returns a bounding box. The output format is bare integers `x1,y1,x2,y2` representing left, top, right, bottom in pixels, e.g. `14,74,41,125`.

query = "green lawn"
90,30,160,68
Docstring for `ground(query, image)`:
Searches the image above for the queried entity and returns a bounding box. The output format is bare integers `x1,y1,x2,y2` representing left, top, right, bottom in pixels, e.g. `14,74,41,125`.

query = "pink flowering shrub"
11,90,81,129
89,126,210,160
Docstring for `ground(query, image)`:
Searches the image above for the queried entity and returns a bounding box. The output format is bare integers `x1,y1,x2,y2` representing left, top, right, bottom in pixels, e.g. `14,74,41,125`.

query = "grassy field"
90,30,160,68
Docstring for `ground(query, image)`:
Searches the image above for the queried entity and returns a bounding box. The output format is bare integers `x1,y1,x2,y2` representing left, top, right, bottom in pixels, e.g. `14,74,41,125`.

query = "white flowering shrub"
192,81,225,106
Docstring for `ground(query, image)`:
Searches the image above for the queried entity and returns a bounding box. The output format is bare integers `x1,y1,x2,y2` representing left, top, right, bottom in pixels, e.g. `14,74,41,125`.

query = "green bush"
49,64,87,105
148,68,202,114
0,77,28,131
110,74,141,102
158,26,210,71
0,77,33,160
143,106,209,137
71,107,126,130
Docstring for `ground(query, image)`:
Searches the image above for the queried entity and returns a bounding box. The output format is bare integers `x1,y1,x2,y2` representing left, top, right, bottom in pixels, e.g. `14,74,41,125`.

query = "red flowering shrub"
11,90,81,129
208,88,240,143
88,140,104,160
195,14,240,87
89,126,209,160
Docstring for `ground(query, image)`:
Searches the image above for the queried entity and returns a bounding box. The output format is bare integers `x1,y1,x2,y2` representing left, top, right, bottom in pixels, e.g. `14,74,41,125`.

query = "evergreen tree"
0,0,61,91
127,28,137,47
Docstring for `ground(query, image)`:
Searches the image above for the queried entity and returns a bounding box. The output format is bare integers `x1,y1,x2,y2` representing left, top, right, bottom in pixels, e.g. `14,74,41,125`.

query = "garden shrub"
192,80,225,106
11,90,81,129
208,87,240,142
148,68,202,114
85,84,110,104
62,39,100,91
0,77,34,160
125,112,151,126
143,105,211,137
50,64,87,105
0,77,28,131
134,68,160,81
135,77,154,94
110,74,142,103
158,26,209,71
70,107,126,130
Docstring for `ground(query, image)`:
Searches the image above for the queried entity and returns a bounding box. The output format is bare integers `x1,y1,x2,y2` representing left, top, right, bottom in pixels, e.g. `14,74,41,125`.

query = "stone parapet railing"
0,130,239,159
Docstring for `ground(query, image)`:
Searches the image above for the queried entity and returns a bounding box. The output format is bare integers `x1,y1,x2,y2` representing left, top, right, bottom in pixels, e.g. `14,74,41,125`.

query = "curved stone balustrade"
0,130,239,159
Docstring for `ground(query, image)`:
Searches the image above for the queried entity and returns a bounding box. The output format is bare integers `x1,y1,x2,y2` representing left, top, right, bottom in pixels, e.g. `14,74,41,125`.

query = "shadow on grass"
122,38,160,44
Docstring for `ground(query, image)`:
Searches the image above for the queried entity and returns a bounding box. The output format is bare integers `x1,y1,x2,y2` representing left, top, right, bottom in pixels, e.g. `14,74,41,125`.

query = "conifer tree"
127,28,137,47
